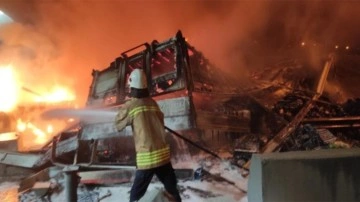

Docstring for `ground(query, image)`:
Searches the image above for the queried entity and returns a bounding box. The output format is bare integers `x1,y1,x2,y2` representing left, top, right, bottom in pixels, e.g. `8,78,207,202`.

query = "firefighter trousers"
129,162,182,202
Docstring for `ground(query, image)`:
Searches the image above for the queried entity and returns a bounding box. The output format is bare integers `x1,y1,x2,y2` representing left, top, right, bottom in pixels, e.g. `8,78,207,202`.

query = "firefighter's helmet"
129,69,147,89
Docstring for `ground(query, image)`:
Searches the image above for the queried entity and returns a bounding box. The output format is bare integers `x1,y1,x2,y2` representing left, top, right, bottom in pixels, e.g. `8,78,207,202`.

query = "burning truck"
36,30,256,167
0,30,359,201
0,30,257,201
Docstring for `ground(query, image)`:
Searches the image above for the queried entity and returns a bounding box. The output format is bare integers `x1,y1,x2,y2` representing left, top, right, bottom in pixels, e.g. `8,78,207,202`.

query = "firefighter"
115,68,182,202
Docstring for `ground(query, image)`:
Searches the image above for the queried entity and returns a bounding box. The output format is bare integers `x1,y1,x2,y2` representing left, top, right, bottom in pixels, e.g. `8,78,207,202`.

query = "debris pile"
272,91,345,121
343,98,360,116
270,91,359,150
234,53,360,166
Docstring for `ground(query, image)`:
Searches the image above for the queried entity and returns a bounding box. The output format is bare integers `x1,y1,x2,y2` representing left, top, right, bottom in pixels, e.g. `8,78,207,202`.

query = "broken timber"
302,116,360,129
243,54,335,170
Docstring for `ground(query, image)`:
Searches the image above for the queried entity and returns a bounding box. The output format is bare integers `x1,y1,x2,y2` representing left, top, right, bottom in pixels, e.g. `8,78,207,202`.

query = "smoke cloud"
1,0,360,105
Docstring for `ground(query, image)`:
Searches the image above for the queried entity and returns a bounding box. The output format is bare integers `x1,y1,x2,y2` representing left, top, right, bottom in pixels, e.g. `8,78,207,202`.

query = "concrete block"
248,149,360,202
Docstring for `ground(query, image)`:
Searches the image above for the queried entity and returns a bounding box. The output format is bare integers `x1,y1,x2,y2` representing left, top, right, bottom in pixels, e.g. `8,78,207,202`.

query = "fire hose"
164,126,249,172
165,126,248,193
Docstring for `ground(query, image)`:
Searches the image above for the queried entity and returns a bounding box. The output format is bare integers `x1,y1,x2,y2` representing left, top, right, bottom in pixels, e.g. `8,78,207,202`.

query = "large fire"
0,64,76,150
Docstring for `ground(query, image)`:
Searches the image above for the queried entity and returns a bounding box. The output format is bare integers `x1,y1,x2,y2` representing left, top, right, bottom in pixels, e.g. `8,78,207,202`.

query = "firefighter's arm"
115,108,130,131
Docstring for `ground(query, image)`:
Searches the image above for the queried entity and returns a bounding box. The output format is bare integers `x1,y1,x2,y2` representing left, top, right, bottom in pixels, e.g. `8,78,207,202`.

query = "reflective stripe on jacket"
115,97,170,170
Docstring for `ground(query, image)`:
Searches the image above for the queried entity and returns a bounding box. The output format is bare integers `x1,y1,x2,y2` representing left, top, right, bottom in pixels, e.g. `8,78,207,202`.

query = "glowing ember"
0,65,19,112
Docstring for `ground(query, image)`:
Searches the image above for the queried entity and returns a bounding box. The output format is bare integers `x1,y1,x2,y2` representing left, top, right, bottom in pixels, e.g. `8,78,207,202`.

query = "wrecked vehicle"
40,30,257,168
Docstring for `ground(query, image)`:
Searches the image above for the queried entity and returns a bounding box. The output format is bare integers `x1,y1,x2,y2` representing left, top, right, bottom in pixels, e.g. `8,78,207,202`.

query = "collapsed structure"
0,30,359,201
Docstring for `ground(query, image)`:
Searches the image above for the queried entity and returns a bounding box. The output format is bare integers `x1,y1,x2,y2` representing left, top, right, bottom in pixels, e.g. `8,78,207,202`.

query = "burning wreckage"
0,30,360,201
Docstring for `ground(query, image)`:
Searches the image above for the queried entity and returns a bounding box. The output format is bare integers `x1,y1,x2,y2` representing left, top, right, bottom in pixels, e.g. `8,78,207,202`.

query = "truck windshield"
150,44,184,95
94,69,118,95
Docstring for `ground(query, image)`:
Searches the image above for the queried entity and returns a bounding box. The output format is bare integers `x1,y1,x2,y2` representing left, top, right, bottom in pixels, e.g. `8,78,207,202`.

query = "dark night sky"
1,0,360,104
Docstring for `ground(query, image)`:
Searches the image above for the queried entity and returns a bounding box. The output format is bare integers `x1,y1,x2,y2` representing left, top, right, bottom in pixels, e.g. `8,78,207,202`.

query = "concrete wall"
248,149,360,202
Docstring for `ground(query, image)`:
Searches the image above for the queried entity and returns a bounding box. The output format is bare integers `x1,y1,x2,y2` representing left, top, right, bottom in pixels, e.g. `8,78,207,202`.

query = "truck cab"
42,31,255,167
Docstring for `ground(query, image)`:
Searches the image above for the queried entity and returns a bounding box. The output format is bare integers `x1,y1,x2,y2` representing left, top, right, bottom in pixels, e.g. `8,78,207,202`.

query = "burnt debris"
235,52,360,167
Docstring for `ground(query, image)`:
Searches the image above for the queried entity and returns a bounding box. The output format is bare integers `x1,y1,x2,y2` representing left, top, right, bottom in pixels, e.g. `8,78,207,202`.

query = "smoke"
1,0,360,105
42,108,117,124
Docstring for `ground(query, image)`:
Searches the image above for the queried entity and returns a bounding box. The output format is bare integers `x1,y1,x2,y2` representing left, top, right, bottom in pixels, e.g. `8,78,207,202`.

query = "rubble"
234,91,360,167
236,53,360,168
271,91,360,151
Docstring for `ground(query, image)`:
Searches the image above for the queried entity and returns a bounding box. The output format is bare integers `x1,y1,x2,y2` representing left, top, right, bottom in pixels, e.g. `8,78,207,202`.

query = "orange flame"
0,132,17,141
0,64,77,148
0,64,76,110
0,65,19,112
17,119,49,145
34,86,76,103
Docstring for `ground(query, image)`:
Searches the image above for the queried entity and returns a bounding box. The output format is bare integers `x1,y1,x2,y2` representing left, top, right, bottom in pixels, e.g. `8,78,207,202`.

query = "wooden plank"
0,150,43,168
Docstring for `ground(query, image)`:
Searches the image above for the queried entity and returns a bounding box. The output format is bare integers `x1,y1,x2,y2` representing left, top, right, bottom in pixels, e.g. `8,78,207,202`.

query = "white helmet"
128,69,147,89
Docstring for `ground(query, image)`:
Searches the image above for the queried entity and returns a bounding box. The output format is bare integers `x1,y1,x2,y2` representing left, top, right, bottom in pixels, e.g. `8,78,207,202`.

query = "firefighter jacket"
115,97,170,170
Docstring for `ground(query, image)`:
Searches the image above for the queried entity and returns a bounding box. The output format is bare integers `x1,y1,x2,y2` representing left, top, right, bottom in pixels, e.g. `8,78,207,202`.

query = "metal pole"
64,171,79,202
